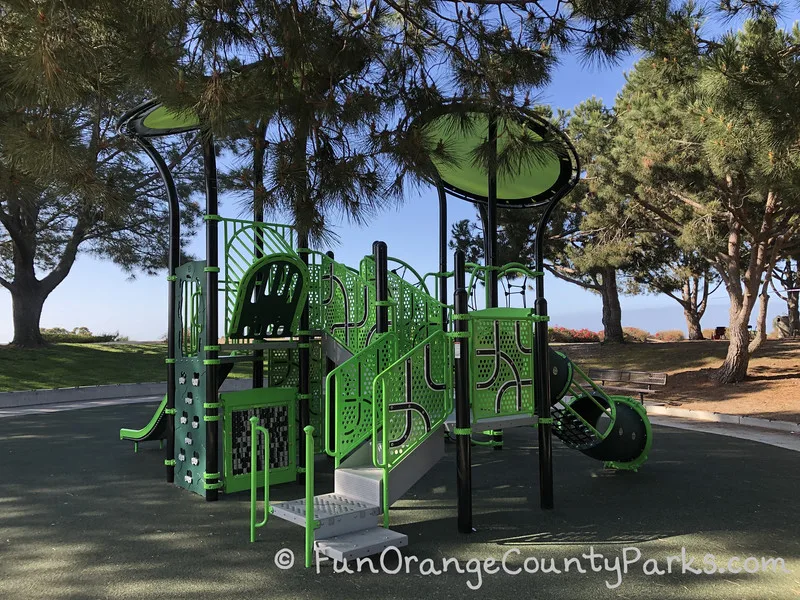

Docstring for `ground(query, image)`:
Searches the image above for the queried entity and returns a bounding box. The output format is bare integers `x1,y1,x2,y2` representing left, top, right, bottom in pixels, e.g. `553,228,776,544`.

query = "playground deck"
2,400,799,600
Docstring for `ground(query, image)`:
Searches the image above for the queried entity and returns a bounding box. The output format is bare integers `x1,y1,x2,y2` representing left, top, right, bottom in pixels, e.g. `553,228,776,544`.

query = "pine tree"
0,1,202,347
610,13,800,382
624,234,720,340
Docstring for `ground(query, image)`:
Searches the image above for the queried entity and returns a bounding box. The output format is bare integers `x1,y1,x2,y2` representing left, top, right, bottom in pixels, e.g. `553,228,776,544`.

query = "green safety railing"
372,330,453,526
423,262,542,312
249,416,270,542
361,256,446,356
302,425,317,568
325,333,397,467
386,256,433,296
250,419,318,568
552,360,617,442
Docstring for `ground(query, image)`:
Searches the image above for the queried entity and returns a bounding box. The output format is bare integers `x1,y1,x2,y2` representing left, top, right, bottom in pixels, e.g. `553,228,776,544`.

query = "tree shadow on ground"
0,403,798,600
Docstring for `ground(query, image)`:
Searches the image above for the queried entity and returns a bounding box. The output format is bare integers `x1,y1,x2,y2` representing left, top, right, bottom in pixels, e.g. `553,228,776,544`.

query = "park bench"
587,368,668,403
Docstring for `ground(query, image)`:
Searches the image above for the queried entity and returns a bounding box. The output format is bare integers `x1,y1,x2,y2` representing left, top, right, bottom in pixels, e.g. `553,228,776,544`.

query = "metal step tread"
336,466,383,481
316,527,408,562
271,493,380,528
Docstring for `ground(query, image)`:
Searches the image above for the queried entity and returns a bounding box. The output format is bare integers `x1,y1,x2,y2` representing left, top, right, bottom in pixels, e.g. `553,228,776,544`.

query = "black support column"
373,241,389,334
135,137,179,484
253,200,265,389
486,114,499,309
533,194,564,511
486,114,502,450
454,250,472,533
437,183,449,329
297,234,310,482
202,133,220,502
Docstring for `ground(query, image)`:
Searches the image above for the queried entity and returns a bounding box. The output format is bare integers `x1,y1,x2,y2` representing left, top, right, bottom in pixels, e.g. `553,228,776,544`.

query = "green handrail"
385,256,432,295
249,416,270,542
303,425,317,568
560,361,617,439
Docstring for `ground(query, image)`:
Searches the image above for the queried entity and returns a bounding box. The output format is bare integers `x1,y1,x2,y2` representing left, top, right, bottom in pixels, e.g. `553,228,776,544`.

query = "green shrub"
622,327,650,342
40,326,118,344
654,329,685,342
41,333,118,343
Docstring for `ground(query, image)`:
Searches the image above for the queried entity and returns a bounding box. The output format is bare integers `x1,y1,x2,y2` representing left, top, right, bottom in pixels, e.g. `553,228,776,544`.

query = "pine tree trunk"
685,309,704,340
748,288,769,354
599,266,624,343
682,278,704,340
788,292,800,335
714,308,751,383
787,260,799,334
10,284,48,348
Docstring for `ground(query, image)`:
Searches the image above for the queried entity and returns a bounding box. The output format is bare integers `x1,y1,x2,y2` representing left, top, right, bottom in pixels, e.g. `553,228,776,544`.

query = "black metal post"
486,114,503,450
253,203,264,389
325,251,336,447
253,123,266,389
202,133,220,502
486,115,499,309
297,233,310,482
532,192,572,512
437,183,449,329
454,250,473,533
374,241,389,333
135,137,179,484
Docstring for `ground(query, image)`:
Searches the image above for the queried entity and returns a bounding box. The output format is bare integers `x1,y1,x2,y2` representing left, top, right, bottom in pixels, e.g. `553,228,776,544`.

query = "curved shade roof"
117,100,201,137
422,108,576,208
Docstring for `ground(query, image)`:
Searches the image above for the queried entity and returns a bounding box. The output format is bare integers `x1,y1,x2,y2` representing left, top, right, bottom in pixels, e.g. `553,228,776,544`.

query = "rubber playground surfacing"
1,401,799,600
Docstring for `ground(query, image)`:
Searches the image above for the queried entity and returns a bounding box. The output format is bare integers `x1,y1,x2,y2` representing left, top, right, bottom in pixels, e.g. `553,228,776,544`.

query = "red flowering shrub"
548,327,600,343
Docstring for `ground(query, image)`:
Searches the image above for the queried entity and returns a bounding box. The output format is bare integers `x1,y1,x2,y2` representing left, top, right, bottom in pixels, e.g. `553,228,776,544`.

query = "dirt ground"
555,339,800,423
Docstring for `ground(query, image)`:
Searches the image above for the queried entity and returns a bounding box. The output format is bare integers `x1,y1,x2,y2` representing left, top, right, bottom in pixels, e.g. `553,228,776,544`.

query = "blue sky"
2,11,797,343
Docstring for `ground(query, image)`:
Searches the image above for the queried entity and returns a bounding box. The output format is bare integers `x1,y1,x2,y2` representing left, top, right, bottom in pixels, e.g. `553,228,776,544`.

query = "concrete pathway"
0,394,161,419
649,415,800,452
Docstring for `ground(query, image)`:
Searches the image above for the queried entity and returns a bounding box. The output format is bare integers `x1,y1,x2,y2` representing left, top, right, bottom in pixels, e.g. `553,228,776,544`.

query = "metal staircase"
268,428,444,561
251,250,453,563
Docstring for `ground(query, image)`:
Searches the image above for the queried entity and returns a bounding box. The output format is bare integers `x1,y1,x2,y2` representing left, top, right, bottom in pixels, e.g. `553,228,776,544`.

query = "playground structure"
117,100,653,566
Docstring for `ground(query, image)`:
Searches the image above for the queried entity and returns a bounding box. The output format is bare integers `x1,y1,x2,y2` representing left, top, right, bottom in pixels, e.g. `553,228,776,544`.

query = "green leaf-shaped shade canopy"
425,112,574,208
142,106,201,132
120,102,201,137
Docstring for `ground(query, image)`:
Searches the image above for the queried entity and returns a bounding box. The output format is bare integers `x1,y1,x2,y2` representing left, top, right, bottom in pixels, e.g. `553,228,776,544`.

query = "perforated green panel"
308,340,325,453
324,262,375,353
361,257,443,356
266,348,296,387
305,255,329,331
266,342,325,453
173,261,210,497
469,311,536,422
328,333,397,466
373,331,452,469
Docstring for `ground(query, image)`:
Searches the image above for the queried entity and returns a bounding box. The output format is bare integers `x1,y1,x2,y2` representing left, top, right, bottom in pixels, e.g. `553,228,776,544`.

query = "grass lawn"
0,343,250,392
2,339,798,422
